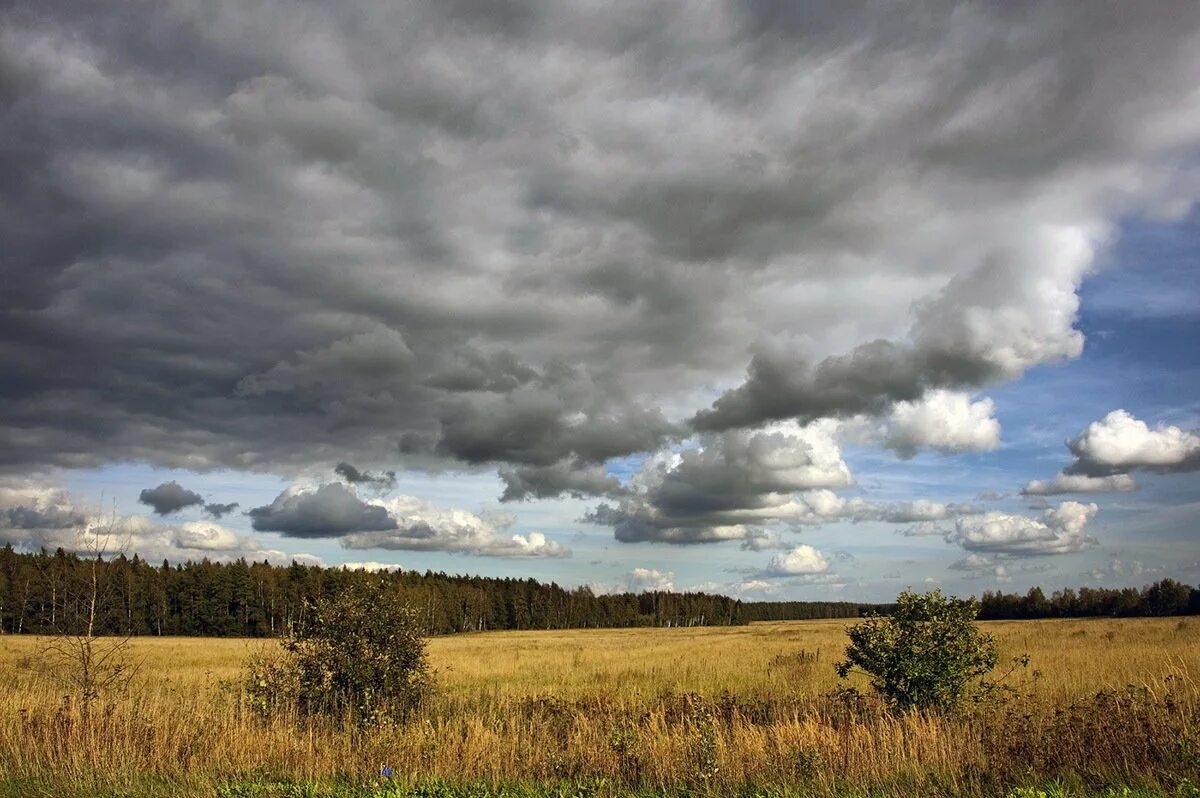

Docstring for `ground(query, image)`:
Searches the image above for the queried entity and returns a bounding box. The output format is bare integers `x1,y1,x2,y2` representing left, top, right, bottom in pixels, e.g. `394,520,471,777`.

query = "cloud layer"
2,2,1199,496
0,482,318,565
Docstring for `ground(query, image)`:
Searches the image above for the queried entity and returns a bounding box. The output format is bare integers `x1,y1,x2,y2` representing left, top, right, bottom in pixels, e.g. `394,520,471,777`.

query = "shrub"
244,644,300,720
246,580,433,727
835,589,998,713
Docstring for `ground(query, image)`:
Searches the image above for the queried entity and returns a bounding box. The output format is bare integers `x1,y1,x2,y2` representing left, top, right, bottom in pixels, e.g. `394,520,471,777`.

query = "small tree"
40,507,139,712
835,589,997,714
249,580,433,727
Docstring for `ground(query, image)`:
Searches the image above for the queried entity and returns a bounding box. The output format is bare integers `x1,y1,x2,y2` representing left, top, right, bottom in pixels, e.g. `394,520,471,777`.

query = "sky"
1,1,1198,603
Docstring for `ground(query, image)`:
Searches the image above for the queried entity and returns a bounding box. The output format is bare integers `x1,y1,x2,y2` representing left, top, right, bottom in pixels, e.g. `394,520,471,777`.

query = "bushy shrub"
244,644,300,719
835,589,997,714
245,581,433,727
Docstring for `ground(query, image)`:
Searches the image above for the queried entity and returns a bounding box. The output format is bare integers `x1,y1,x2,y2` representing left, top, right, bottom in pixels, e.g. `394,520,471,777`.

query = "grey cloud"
693,251,1086,432
692,340,932,431
585,424,854,544
248,483,397,538
423,349,538,393
0,485,87,549
341,497,570,558
204,501,240,519
584,422,985,545
334,462,397,491
1,1,1199,493
236,329,417,399
499,460,624,502
138,481,205,515
435,368,681,469
739,529,789,551
2,503,86,531
245,482,568,558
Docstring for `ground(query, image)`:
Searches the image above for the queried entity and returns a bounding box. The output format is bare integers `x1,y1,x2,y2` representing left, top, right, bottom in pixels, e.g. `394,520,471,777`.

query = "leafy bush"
244,644,301,719
246,581,433,727
835,589,997,713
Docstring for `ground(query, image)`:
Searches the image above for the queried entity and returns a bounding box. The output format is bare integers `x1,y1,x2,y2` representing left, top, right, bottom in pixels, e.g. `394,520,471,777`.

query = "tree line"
979,580,1200,619
0,545,885,636
1,545,1195,637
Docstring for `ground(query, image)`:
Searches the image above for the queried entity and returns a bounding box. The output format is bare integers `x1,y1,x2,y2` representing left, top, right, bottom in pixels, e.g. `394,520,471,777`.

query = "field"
0,618,1198,797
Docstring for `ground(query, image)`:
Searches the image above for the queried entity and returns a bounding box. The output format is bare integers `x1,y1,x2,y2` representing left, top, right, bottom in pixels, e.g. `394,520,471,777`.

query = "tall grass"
0,618,1197,797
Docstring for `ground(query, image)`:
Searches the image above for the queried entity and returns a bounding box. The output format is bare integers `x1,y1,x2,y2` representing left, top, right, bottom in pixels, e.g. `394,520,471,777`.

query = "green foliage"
244,644,301,719
245,581,433,727
288,581,434,726
835,589,998,713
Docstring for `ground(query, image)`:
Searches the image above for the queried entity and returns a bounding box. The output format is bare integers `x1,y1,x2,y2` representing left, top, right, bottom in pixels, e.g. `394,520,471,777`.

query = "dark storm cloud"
2,0,1200,499
138,481,205,515
423,350,538,393
248,483,397,537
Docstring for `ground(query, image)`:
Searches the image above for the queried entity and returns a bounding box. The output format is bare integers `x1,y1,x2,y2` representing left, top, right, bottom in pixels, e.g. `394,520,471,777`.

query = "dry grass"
0,618,1197,797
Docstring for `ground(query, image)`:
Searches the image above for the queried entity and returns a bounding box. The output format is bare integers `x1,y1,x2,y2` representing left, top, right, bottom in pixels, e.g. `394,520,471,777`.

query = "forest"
979,581,1200,619
0,545,877,636
0,545,1196,637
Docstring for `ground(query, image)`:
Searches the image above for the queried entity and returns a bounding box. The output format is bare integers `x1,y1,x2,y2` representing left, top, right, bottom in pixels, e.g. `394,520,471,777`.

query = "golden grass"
0,618,1197,796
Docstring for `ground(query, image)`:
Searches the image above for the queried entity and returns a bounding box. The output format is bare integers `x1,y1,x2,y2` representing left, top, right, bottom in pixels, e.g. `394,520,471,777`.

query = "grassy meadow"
0,618,1198,797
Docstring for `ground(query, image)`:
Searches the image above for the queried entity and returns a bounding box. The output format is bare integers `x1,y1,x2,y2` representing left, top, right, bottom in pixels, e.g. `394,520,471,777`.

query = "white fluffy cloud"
949,501,1098,556
842,391,1001,459
884,392,1001,458
765,545,831,577
1066,410,1200,475
1021,410,1199,496
624,567,676,593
